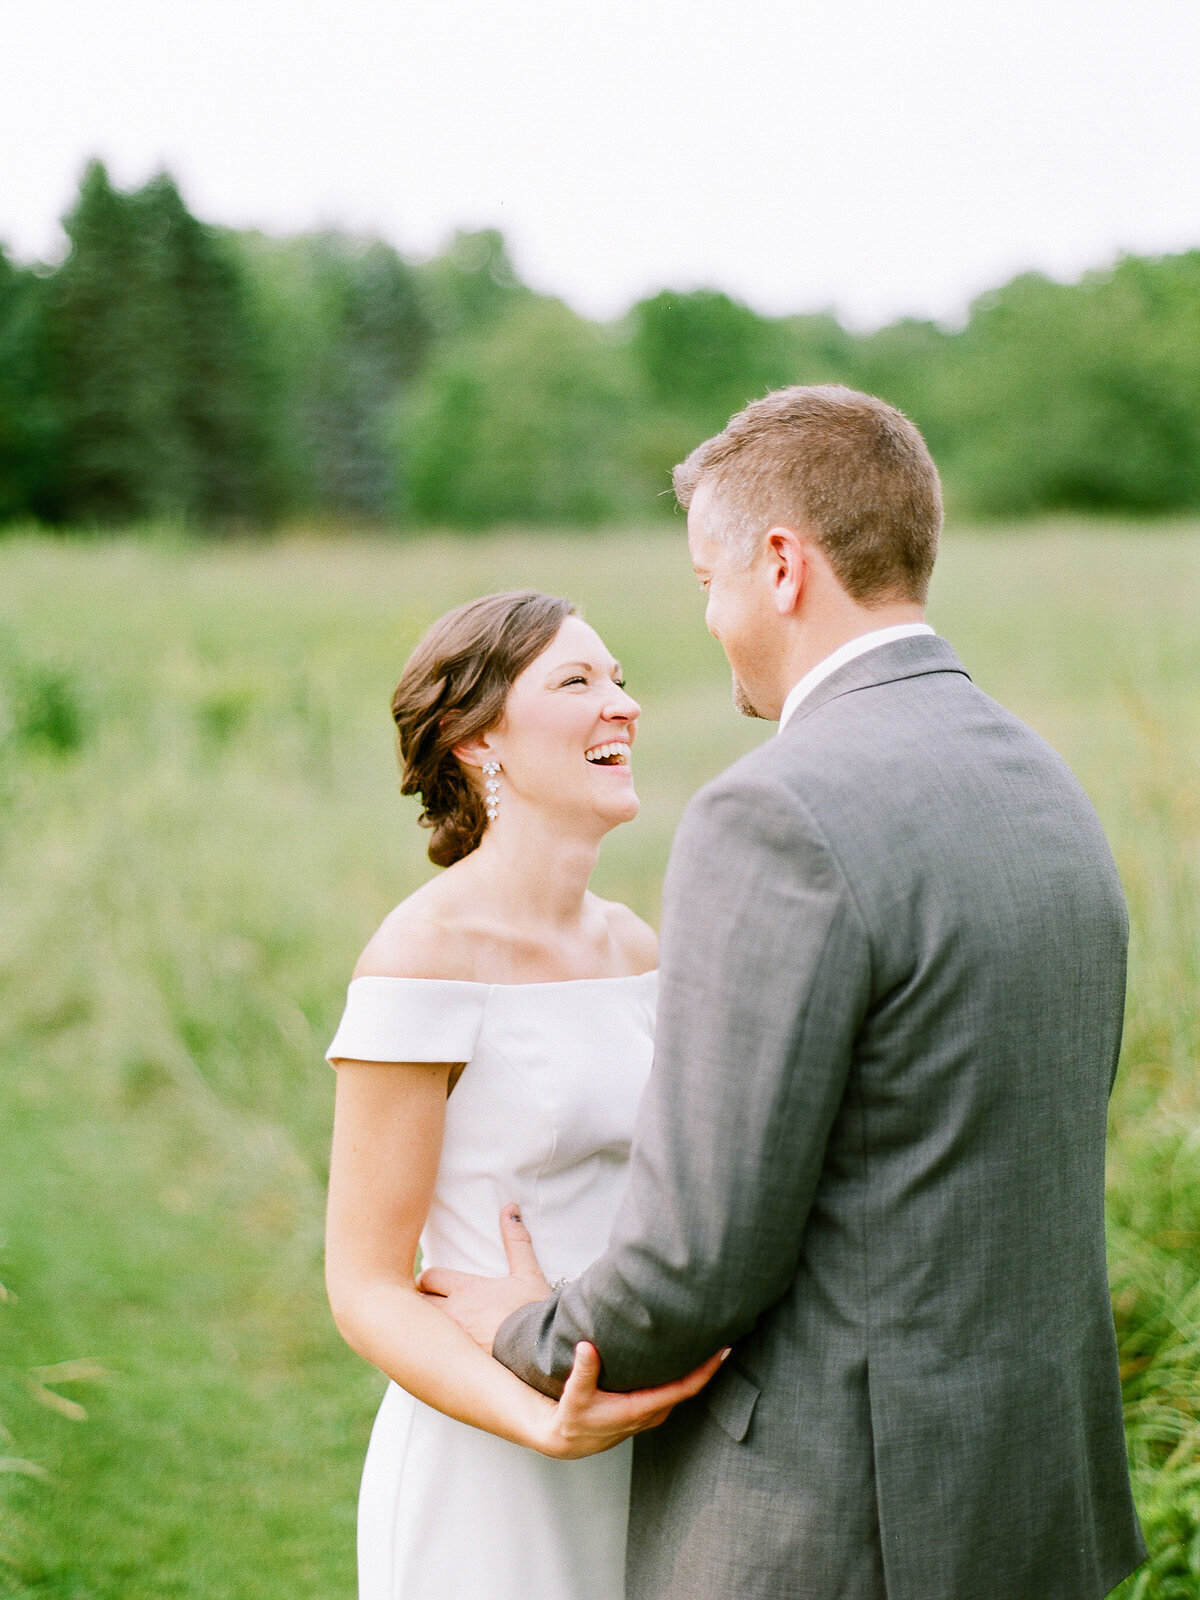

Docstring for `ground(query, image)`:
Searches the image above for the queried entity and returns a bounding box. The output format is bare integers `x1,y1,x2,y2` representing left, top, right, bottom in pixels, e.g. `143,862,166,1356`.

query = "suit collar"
778,623,935,730
778,634,970,733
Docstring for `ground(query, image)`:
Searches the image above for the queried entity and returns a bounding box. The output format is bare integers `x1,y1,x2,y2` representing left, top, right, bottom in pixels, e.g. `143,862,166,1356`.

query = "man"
422,386,1145,1599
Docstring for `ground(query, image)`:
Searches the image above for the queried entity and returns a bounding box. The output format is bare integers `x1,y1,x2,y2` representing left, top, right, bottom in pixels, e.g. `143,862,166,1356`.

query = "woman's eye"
562,676,587,687
614,678,626,689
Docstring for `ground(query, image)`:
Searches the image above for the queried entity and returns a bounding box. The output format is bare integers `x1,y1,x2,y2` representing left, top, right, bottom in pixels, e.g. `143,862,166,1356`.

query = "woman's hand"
419,1201,728,1456
525,1340,728,1460
418,1204,550,1349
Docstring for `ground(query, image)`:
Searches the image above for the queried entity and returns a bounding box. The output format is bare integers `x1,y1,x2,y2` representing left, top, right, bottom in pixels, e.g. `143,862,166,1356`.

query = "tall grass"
0,522,1197,1598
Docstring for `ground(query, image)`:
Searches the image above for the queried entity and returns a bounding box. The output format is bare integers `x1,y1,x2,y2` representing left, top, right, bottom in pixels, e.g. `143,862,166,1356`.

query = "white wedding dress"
326,970,657,1600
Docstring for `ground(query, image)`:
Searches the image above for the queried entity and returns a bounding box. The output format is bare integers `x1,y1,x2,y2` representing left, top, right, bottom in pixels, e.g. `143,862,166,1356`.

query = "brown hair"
391,590,575,867
673,385,942,603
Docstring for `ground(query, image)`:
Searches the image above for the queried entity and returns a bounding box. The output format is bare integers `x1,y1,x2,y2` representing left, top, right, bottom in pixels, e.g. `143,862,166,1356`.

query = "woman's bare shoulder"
353,881,479,983
598,898,659,975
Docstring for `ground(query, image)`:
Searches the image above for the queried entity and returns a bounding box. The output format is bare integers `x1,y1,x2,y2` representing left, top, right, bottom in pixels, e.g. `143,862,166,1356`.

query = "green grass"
0,521,1198,1598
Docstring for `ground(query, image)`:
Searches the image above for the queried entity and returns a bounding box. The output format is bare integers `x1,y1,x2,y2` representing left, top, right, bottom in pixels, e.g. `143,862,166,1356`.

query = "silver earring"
482,761,501,823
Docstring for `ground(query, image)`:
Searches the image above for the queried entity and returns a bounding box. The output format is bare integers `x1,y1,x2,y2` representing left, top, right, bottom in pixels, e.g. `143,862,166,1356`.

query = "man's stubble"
732,677,767,720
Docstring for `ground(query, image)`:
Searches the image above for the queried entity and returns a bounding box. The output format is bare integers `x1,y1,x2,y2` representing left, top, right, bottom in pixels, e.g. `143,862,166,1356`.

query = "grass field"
1,522,1198,1599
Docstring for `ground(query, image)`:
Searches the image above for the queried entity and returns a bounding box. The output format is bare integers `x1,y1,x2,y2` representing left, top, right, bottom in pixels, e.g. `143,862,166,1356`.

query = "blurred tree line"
4,160,1200,530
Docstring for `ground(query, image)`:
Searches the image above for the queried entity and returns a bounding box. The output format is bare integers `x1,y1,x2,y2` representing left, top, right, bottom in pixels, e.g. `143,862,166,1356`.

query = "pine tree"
236,231,432,521
44,161,271,526
0,246,52,522
43,160,165,522
137,175,271,524
302,236,432,519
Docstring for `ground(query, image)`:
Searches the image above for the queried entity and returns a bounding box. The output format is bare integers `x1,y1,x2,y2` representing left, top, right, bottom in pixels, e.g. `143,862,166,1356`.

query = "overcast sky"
4,0,1200,328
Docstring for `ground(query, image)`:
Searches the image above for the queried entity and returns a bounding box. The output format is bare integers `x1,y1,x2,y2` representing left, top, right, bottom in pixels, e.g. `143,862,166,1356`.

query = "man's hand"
417,1203,551,1351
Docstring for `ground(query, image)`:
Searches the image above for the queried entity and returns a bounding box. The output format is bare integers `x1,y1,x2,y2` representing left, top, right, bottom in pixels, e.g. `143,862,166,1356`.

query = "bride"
323,590,722,1600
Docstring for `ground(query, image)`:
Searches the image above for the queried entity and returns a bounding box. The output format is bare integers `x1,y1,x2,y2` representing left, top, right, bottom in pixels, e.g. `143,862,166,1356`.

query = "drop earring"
482,760,501,823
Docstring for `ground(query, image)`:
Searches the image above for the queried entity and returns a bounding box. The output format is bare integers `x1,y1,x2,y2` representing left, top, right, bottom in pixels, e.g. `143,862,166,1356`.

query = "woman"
324,591,718,1600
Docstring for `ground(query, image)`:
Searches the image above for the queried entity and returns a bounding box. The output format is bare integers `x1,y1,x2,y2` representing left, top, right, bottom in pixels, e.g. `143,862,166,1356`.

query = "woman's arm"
326,1057,550,1445
325,1057,718,1457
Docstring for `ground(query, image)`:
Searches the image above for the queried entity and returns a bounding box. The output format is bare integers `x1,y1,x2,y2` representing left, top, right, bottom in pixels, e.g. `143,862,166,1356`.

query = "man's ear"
765,526,807,616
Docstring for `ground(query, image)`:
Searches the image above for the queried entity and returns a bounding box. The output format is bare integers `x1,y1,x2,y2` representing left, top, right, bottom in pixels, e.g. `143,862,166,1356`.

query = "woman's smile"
584,738,631,769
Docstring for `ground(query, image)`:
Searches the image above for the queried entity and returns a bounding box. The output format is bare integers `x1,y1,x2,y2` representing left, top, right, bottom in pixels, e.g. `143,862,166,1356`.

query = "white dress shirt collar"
778,623,936,733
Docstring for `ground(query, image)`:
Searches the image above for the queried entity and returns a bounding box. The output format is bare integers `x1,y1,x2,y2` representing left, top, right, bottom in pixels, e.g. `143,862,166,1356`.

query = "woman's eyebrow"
551,660,622,677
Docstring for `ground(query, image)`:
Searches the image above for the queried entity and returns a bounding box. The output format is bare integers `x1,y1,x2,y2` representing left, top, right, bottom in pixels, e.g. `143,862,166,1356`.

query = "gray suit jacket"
494,636,1145,1600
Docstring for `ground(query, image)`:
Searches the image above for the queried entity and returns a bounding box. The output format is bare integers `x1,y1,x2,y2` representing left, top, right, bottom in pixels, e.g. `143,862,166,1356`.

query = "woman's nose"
606,689,641,722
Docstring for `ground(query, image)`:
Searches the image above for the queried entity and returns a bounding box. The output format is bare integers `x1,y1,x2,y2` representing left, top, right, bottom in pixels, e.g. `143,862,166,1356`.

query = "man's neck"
778,601,926,703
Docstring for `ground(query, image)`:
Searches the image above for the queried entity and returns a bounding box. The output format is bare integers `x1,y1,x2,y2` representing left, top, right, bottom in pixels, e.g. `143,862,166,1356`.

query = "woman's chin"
591,788,640,829
609,791,641,826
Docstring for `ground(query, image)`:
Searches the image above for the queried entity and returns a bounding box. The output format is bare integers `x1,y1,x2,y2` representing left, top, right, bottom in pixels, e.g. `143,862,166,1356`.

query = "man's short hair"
673,385,942,604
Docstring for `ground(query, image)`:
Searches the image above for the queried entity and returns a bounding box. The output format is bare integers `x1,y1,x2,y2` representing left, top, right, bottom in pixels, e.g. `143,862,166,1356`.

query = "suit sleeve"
493,764,873,1395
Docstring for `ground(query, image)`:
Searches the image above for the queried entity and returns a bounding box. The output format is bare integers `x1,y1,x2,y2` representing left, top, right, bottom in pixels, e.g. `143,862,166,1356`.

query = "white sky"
4,0,1200,328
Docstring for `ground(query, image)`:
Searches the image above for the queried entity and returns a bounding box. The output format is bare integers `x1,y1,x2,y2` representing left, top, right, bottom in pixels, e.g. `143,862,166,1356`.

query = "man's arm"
493,764,873,1396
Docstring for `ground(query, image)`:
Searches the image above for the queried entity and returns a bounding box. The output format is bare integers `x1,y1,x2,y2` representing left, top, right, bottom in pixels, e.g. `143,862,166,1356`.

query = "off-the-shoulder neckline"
347,969,658,990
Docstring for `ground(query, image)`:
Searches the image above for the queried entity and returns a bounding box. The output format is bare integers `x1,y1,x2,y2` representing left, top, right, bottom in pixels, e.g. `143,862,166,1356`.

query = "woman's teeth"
585,743,629,766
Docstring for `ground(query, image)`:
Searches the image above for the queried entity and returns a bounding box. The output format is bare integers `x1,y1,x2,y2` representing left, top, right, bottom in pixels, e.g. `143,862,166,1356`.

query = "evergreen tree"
139,175,272,524
43,160,164,522
304,236,432,519
44,161,270,526
0,246,52,522
235,231,431,520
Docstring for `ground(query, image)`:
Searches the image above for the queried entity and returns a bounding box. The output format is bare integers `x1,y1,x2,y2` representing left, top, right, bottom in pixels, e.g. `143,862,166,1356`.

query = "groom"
422,386,1146,1599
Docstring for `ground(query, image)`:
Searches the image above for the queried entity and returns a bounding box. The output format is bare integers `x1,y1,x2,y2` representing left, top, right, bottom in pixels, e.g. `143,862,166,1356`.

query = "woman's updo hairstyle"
391,590,575,867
